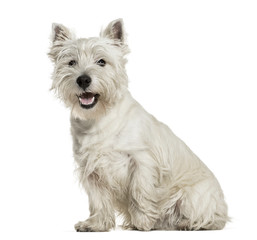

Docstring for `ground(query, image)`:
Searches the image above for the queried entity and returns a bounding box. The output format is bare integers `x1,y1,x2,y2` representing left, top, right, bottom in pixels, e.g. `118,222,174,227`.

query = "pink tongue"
80,96,94,105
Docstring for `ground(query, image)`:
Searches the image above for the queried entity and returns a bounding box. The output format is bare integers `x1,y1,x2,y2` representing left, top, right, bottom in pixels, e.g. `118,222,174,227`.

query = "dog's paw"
75,218,114,232
131,211,156,231
75,221,94,232
121,223,137,230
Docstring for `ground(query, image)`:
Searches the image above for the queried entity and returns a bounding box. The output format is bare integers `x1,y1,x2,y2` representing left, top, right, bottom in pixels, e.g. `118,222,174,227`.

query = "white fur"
49,19,228,231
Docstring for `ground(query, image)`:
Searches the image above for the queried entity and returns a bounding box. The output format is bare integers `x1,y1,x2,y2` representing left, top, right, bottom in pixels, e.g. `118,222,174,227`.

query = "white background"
0,0,256,239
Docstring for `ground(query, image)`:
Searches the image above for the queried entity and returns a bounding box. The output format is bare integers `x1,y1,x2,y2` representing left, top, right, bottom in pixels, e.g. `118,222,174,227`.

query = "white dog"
48,19,228,231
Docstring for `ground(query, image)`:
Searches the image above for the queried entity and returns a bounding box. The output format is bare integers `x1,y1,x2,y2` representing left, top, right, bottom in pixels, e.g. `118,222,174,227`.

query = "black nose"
76,74,92,90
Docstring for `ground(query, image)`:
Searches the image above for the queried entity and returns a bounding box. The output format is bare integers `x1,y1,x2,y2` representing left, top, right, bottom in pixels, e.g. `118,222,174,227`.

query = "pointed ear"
48,23,75,62
51,23,74,43
100,19,126,44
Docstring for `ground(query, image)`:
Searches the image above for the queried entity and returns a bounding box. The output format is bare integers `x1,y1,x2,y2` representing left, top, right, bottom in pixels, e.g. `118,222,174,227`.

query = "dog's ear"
48,24,75,62
100,19,126,44
51,23,74,43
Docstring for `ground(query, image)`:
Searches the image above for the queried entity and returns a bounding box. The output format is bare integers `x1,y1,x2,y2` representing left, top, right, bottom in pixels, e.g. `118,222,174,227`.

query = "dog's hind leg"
172,180,228,230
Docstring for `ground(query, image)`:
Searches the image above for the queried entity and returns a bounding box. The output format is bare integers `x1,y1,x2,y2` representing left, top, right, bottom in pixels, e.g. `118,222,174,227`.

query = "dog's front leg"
75,173,115,232
128,154,159,231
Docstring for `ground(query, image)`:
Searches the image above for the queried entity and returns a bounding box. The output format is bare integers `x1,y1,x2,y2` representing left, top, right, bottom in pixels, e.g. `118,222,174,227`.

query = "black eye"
68,60,76,66
96,59,106,67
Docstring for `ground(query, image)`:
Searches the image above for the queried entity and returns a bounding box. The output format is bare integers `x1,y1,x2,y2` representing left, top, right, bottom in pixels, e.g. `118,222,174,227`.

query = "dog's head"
48,19,129,120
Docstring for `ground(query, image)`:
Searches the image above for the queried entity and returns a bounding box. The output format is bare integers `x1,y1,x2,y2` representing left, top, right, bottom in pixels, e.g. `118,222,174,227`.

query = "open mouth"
77,92,100,109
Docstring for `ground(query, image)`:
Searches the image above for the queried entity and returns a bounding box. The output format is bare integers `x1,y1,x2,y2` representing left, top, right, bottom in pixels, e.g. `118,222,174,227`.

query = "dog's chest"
72,128,132,189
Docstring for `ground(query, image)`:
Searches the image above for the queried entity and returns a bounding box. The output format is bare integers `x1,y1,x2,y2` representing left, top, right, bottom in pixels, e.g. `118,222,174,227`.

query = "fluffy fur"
48,19,228,231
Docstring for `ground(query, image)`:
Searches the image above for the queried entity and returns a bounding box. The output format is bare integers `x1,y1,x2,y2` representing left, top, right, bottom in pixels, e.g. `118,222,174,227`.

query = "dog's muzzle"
76,74,100,109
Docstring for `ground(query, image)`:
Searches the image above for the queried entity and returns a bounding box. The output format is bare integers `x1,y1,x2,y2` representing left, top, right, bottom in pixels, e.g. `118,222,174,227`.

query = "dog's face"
48,19,129,120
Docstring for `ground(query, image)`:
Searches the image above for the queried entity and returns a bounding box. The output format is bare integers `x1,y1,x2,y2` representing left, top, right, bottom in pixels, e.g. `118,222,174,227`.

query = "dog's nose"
76,75,92,90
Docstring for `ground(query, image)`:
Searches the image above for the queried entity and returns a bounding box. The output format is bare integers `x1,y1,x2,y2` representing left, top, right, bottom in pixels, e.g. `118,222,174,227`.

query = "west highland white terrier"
48,19,228,231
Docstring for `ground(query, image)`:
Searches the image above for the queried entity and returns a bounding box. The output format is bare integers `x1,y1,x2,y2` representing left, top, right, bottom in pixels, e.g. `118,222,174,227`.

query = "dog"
48,19,228,231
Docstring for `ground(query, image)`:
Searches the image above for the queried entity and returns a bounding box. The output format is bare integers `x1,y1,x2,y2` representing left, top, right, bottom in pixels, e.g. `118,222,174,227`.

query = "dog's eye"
68,60,77,66
96,59,106,67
